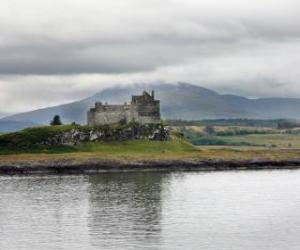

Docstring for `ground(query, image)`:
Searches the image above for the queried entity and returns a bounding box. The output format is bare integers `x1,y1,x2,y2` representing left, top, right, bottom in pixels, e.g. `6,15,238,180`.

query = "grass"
215,134,300,148
179,125,300,148
0,125,80,154
1,143,300,164
0,132,300,163
1,124,300,164
0,137,197,156
0,123,165,154
0,123,197,158
0,136,206,163
78,137,195,154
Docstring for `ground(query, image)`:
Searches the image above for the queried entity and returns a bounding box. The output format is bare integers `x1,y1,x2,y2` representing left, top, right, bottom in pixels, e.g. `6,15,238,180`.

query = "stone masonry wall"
87,91,161,126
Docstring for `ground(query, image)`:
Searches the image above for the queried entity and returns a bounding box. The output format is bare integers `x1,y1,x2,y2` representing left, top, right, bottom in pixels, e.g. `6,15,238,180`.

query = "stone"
41,124,170,146
87,91,161,126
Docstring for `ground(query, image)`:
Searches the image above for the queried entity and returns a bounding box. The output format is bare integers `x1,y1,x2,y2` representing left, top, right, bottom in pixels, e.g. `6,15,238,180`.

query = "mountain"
0,120,37,133
1,82,300,132
0,113,8,119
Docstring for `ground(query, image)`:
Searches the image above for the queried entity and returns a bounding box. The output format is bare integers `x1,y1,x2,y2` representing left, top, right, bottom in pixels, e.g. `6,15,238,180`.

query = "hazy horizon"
3,82,300,121
3,81,300,117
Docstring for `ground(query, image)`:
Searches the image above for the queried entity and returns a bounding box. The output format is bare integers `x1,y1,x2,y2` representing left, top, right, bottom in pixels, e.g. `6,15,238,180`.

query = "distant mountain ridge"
1,82,300,132
0,113,8,119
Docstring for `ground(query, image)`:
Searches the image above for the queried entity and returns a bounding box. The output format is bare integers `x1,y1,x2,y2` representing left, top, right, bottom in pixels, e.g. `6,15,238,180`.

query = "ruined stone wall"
88,105,128,126
88,105,160,125
135,101,160,117
135,116,161,124
87,91,161,126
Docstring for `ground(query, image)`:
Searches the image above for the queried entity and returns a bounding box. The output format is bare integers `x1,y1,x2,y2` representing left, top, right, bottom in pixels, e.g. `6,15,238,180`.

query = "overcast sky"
0,0,300,115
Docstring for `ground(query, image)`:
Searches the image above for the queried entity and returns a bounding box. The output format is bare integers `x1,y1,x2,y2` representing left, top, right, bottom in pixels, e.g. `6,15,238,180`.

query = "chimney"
151,90,155,98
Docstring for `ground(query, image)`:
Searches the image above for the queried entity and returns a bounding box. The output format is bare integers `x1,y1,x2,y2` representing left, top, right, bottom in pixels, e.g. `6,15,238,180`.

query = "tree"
50,115,62,126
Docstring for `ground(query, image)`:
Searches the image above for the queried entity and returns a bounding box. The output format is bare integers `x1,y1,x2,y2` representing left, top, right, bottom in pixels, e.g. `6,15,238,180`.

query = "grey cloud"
0,0,299,75
0,0,300,113
0,39,241,75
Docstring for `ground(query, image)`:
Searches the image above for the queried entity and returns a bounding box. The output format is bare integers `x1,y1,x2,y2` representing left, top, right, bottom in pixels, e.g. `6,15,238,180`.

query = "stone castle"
87,91,161,126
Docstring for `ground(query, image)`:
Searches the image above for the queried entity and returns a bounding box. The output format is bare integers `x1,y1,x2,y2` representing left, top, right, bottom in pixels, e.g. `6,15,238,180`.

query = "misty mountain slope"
0,120,37,133
245,98,300,119
2,82,300,132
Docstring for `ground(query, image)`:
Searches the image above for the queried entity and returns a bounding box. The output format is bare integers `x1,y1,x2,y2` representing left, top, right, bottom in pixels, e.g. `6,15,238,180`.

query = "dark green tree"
50,115,62,126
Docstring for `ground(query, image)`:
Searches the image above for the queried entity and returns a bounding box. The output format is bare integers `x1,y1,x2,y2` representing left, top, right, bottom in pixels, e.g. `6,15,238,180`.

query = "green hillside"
0,124,193,155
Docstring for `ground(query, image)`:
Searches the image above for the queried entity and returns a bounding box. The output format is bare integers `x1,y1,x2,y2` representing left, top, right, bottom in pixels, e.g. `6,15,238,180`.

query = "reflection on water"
87,173,165,249
0,170,300,250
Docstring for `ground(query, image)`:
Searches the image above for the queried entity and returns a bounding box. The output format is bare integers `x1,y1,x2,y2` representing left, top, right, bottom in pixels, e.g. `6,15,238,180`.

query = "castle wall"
130,102,161,124
87,91,161,126
88,105,128,126
90,110,126,125
134,116,161,124
135,101,160,117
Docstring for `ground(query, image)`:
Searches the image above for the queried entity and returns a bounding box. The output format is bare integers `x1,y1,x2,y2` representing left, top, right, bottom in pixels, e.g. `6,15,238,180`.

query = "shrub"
50,115,62,126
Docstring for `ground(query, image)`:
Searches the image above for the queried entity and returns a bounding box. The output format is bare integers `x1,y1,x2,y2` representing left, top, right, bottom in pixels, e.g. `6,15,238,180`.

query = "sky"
0,0,300,115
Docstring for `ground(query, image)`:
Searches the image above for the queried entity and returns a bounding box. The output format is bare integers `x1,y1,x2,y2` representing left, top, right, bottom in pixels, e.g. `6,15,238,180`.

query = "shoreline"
1,158,300,174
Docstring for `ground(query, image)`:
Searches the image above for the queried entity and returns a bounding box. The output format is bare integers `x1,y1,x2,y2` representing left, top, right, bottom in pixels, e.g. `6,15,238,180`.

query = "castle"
87,91,161,126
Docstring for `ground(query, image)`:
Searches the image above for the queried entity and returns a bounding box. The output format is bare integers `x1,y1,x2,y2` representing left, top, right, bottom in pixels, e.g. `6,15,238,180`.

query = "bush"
50,115,62,126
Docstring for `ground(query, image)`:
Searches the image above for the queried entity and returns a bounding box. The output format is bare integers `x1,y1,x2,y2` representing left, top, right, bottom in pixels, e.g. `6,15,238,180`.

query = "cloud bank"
0,0,300,113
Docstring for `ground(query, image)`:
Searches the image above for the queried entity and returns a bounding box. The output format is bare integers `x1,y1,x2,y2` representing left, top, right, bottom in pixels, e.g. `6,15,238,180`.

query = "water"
1,170,300,250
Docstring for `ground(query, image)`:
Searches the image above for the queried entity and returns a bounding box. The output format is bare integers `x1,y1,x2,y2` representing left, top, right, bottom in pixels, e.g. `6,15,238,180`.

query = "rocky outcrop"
41,125,170,146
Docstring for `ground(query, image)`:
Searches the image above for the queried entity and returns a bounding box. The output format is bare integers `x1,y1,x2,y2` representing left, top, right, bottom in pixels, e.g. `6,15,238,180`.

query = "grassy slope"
0,139,300,164
0,125,80,154
0,137,202,163
1,125,300,164
0,125,201,162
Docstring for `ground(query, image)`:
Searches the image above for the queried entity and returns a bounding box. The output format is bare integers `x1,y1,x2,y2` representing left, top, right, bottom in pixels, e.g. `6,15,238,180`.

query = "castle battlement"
87,91,161,126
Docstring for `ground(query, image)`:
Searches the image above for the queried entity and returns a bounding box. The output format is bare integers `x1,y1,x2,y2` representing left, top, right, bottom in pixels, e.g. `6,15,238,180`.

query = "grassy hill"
0,124,193,155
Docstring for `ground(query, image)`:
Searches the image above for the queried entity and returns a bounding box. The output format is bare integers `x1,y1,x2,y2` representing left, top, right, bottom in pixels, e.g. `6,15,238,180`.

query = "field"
214,134,300,148
175,123,300,149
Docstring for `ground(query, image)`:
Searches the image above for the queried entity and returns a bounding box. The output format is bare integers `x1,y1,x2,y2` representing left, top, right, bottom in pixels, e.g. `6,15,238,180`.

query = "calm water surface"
1,170,300,250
